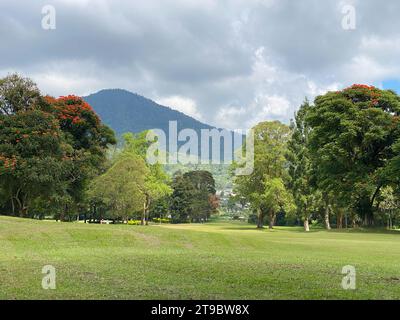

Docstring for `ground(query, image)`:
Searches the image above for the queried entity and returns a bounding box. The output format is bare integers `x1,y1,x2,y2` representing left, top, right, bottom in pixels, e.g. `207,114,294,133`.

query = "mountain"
84,89,215,136
84,89,243,164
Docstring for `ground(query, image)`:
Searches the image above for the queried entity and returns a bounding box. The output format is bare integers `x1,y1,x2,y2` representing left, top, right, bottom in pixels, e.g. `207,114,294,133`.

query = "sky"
1,0,400,129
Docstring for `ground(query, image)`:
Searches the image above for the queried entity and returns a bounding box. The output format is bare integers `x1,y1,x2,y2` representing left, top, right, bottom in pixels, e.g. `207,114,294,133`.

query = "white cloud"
2,0,400,130
157,95,203,121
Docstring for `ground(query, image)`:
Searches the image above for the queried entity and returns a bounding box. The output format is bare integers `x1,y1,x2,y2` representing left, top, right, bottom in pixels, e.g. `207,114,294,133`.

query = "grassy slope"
0,215,399,300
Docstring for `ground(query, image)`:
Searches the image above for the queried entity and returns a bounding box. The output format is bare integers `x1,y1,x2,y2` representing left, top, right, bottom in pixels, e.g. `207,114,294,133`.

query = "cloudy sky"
1,0,400,129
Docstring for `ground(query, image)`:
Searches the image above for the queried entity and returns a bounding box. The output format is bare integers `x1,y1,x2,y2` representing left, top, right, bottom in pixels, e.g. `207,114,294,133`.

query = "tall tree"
0,109,70,216
233,121,294,228
0,75,116,219
88,154,148,221
306,85,400,226
122,132,172,225
170,170,218,223
46,95,116,212
287,100,323,231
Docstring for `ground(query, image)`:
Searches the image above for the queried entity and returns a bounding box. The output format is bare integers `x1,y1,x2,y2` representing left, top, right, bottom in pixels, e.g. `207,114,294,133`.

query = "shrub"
153,217,171,224
127,220,141,225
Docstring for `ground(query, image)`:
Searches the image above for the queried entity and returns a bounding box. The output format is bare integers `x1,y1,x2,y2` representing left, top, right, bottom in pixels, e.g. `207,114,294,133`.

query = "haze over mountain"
84,89,215,136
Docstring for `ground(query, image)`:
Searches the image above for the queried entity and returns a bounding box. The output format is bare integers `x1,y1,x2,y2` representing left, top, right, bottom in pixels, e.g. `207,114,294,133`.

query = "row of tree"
0,74,219,223
233,85,400,230
88,131,219,224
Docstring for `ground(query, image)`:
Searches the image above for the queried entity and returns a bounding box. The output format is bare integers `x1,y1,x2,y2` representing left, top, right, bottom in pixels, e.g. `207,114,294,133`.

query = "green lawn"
0,215,400,300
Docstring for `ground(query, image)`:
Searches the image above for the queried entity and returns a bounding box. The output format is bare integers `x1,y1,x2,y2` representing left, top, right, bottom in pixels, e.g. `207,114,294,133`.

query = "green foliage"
287,100,323,230
306,85,400,225
88,154,148,220
170,170,218,223
0,73,44,115
0,74,116,218
122,131,172,224
0,107,70,216
233,121,294,228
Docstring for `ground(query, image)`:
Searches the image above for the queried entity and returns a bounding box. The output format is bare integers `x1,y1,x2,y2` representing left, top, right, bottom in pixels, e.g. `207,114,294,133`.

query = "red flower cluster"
0,155,17,172
341,84,382,107
46,95,99,126
347,84,376,90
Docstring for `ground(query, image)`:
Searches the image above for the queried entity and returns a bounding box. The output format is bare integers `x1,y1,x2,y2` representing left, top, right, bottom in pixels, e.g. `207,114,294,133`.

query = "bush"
153,217,171,224
127,220,141,225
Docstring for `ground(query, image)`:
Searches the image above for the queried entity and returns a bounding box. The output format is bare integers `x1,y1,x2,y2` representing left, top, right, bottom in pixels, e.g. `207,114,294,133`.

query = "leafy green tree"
121,132,172,225
149,195,170,221
261,178,295,229
378,186,399,229
233,121,293,228
88,154,148,221
170,170,218,223
46,95,116,216
306,85,400,226
287,100,324,231
170,173,195,223
0,73,45,115
0,75,116,220
184,170,218,222
0,109,70,216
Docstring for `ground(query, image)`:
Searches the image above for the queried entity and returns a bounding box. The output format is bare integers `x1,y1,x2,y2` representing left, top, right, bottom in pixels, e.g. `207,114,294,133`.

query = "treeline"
0,74,219,224
88,131,219,224
233,84,400,230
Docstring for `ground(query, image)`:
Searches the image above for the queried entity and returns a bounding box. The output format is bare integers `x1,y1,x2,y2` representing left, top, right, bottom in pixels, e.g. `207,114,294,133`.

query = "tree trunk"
324,205,331,230
337,210,343,229
304,218,310,232
145,196,151,225
256,209,264,229
142,195,151,226
141,201,146,225
11,197,15,216
268,212,275,229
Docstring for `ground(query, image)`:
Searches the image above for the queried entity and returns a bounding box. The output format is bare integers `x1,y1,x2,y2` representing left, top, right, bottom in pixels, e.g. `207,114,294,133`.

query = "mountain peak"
84,89,214,136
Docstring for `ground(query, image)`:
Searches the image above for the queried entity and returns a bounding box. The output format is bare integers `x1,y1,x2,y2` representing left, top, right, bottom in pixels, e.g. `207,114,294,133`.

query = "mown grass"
0,215,399,300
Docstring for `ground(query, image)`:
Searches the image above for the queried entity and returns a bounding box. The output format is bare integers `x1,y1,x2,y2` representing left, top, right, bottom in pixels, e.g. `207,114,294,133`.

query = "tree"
378,186,399,229
46,95,116,216
184,170,217,222
170,173,195,223
170,170,218,223
262,178,295,229
88,154,148,221
0,73,44,115
306,85,400,226
287,100,324,231
121,132,172,225
0,74,116,219
0,108,70,216
233,121,293,228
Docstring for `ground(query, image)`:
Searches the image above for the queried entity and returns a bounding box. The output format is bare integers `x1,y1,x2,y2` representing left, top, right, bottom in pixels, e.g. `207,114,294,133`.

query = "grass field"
0,215,400,300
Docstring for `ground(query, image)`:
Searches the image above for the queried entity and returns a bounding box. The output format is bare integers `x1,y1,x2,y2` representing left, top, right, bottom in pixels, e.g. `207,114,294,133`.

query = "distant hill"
84,89,215,136
84,89,243,163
